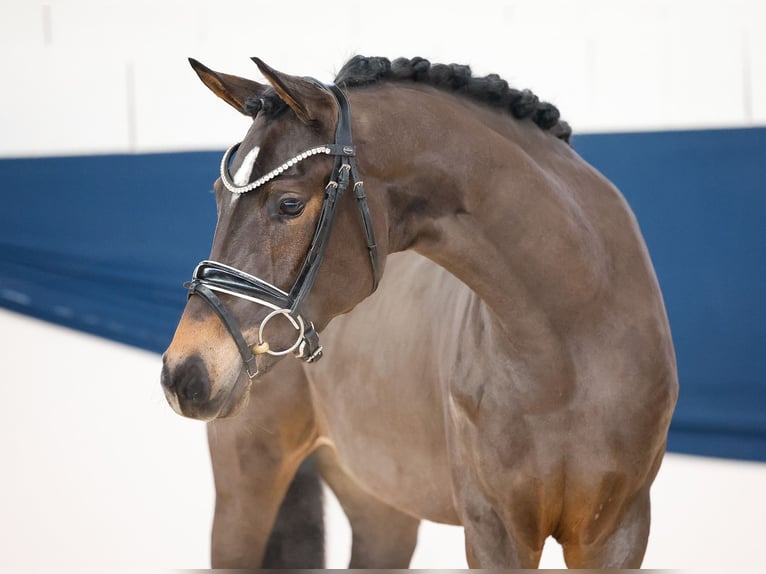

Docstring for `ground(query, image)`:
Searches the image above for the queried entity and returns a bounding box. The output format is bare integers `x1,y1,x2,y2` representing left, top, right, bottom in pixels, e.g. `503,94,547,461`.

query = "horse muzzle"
160,350,254,421
160,287,320,421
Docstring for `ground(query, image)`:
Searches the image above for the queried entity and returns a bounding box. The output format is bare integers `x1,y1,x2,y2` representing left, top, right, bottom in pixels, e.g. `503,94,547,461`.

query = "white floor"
1,308,764,571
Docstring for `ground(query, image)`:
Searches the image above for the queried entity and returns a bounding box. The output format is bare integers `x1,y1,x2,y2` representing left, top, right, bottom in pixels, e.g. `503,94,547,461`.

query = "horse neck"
353,84,607,339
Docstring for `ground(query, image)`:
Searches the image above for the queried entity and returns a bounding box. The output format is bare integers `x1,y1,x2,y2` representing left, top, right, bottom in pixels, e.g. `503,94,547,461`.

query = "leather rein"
185,83,379,378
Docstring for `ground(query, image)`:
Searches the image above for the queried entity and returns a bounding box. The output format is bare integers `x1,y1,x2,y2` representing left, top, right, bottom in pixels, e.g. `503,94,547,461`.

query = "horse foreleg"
457,489,544,569
261,455,325,567
208,424,293,567
207,360,320,568
315,445,420,568
561,486,651,568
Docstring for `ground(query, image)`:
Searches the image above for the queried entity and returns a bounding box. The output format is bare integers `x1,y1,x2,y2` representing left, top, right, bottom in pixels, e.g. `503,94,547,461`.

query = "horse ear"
251,57,336,126
188,58,269,116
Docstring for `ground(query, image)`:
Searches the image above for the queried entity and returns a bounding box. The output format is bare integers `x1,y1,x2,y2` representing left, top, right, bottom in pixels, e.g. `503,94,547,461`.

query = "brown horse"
161,56,678,568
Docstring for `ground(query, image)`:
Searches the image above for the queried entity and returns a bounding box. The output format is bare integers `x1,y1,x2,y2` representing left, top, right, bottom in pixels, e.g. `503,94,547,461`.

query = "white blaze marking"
233,146,261,186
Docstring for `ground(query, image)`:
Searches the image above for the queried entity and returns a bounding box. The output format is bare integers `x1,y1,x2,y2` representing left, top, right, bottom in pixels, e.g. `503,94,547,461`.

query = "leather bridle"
185,83,379,378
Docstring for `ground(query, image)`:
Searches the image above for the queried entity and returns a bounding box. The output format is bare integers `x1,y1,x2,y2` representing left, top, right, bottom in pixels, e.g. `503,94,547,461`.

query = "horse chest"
307,350,460,524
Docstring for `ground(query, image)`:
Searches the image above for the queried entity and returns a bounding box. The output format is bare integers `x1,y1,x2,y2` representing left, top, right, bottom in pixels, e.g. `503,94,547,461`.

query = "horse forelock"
243,86,289,120
334,55,572,144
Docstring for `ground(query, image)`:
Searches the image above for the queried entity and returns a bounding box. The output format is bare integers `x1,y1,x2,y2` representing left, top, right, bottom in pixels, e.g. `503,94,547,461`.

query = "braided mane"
335,56,572,143
246,56,571,143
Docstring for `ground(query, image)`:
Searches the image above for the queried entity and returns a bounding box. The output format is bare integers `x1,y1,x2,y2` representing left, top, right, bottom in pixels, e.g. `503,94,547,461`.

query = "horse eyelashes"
279,197,305,217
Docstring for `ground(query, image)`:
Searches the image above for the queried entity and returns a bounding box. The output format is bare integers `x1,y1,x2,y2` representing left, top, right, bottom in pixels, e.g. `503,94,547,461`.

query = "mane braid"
334,55,572,144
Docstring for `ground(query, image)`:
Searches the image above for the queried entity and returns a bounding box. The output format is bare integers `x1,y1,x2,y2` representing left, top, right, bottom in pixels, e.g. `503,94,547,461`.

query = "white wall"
1,0,764,157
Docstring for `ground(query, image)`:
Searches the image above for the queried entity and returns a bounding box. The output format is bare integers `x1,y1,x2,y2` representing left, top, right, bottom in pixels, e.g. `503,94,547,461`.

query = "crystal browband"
220,143,333,194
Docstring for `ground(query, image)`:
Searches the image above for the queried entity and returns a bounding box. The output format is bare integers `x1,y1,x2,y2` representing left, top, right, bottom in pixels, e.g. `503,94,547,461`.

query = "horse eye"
279,197,305,217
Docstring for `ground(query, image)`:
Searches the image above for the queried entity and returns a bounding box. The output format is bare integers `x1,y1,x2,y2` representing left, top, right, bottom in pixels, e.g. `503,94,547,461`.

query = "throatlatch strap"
328,84,379,292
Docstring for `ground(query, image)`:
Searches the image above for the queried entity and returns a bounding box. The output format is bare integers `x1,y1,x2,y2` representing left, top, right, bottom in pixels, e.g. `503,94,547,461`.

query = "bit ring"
257,309,305,356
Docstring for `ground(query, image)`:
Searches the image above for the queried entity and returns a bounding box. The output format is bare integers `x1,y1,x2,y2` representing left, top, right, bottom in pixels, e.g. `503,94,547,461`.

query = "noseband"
185,83,379,378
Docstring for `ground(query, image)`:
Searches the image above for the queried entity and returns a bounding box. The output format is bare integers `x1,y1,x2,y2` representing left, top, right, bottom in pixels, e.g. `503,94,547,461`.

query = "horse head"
161,59,386,420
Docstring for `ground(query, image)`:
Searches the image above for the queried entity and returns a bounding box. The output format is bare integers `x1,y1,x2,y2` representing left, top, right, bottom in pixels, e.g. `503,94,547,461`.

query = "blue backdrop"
1,127,764,461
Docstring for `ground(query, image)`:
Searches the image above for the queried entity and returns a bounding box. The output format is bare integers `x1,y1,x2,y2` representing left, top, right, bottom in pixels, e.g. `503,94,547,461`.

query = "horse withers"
161,56,678,568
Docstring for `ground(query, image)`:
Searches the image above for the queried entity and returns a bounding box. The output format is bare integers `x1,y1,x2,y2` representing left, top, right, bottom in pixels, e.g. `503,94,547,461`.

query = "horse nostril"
180,376,208,402
164,355,210,404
